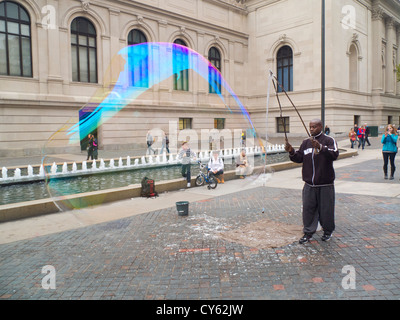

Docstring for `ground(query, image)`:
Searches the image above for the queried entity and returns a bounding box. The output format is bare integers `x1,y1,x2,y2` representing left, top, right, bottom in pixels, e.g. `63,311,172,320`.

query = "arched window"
208,47,221,94
349,44,358,91
71,17,97,83
173,39,189,91
277,46,293,92
0,1,32,77
127,29,148,87
128,29,147,45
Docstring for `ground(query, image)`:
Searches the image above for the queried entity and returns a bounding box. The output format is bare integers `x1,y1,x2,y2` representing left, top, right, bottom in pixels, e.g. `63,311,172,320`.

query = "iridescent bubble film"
42,42,275,211
66,43,253,143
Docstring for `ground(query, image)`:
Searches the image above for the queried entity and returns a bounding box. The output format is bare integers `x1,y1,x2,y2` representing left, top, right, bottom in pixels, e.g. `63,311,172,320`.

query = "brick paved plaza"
0,138,399,301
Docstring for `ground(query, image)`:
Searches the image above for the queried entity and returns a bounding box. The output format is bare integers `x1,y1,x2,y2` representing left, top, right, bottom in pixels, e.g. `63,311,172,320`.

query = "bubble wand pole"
271,77,288,142
270,72,311,138
261,71,274,213
264,71,273,178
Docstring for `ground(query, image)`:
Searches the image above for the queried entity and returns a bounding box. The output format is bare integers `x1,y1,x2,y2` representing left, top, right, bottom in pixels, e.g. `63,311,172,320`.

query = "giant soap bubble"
42,42,275,212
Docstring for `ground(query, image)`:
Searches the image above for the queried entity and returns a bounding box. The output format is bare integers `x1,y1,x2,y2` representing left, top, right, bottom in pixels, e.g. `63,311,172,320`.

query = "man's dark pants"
182,164,191,183
302,184,335,235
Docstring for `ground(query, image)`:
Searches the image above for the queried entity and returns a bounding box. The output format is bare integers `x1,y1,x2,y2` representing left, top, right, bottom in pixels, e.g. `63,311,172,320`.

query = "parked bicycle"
195,161,218,189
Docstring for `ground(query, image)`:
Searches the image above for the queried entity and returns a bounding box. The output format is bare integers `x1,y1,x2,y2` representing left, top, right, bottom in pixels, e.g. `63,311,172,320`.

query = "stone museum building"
0,0,399,156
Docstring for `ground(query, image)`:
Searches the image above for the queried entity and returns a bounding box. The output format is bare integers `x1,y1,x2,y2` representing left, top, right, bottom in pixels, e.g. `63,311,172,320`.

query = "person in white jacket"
208,151,224,183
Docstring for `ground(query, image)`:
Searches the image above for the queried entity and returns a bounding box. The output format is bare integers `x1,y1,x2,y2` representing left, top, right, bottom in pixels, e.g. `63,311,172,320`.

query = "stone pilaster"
397,26,400,95
385,17,396,94
371,6,386,94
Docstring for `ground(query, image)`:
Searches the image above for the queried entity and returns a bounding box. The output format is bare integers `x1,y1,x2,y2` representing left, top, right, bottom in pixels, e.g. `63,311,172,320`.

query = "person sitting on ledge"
235,149,252,179
208,150,224,184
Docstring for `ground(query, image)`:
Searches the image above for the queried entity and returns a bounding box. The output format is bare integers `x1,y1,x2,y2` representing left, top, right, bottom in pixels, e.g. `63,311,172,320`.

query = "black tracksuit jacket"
289,132,339,186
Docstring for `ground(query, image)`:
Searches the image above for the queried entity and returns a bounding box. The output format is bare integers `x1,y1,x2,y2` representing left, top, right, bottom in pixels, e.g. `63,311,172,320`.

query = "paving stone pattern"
336,159,400,185
0,186,399,300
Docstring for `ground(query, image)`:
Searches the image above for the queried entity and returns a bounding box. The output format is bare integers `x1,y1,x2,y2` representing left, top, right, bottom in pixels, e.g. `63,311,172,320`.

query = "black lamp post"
321,0,326,128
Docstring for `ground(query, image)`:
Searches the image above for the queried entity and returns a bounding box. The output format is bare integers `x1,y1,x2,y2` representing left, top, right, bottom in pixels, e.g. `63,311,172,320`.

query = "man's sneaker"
187,183,191,188
321,233,332,241
299,233,313,244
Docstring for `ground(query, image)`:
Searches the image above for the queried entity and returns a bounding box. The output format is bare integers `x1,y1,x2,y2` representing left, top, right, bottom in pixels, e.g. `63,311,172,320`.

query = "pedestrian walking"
241,130,246,147
284,118,339,244
381,124,398,180
146,131,156,155
92,135,98,160
160,132,170,154
364,123,371,146
354,123,359,144
324,125,330,135
357,125,366,150
86,134,94,160
348,128,356,148
177,141,197,188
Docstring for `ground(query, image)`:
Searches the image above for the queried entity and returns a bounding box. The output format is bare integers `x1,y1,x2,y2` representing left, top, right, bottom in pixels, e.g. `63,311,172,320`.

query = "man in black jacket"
285,119,339,244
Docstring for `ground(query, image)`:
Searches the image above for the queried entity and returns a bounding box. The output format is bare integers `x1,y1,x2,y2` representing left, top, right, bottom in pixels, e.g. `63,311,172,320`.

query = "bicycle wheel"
208,176,218,189
195,175,205,186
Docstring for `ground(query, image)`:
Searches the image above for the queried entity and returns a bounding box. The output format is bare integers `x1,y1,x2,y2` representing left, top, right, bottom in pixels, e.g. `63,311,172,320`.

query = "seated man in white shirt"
208,151,224,184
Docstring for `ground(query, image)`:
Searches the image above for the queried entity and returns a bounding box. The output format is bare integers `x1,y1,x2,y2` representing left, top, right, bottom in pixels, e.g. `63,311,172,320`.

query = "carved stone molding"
109,8,120,16
81,0,90,12
346,34,363,61
205,0,247,11
158,20,168,28
372,7,384,21
382,40,386,68
386,17,395,29
229,0,247,8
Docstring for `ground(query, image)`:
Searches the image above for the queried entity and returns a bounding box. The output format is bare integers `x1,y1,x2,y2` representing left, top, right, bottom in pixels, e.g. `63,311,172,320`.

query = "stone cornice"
102,0,249,39
371,1,400,26
203,0,248,13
